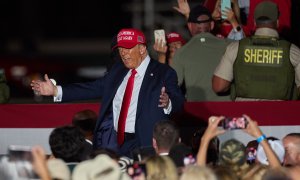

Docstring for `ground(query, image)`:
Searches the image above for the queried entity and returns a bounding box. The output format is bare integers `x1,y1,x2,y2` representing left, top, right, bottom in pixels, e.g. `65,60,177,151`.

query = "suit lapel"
136,59,157,118
111,65,129,101
102,64,129,113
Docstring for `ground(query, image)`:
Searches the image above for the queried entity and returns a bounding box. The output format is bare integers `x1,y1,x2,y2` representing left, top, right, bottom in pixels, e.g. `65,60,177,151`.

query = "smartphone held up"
222,117,248,130
154,29,166,45
221,0,231,19
6,145,39,179
127,162,147,179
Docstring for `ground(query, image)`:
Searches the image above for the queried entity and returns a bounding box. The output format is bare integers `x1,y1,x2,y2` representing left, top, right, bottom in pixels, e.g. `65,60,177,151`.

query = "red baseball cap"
166,32,186,45
115,28,146,49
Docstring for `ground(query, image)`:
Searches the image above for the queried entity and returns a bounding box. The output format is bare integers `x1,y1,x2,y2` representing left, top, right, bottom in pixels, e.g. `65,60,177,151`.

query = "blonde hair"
213,165,238,180
146,155,178,180
242,164,268,180
180,165,217,180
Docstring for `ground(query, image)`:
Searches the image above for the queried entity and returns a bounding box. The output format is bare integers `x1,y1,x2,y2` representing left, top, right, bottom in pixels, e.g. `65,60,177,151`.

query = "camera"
222,117,248,130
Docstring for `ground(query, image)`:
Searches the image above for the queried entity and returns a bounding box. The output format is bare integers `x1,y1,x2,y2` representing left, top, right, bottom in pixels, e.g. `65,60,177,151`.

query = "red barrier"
0,103,99,128
1,101,300,128
183,101,300,126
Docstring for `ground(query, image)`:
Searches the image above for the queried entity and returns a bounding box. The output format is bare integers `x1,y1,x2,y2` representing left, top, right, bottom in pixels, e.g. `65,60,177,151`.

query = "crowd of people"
1,0,300,179
1,111,300,180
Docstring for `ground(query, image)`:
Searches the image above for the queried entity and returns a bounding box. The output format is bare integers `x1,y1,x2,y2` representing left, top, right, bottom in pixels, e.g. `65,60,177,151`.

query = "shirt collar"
159,152,169,156
255,28,279,38
135,55,150,77
85,139,93,145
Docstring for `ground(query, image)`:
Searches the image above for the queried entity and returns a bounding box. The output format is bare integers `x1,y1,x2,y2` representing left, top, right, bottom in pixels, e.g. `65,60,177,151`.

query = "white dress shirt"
112,56,150,132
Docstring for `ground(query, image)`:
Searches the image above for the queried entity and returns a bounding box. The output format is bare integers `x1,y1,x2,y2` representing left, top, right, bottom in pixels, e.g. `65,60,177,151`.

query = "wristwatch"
235,25,242,32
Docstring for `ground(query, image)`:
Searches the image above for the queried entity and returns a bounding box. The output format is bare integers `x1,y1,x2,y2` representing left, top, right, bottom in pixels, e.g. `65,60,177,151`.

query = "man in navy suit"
31,28,184,157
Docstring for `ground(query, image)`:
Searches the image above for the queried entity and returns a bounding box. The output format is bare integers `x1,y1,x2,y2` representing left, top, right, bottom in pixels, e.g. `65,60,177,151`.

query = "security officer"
0,68,9,103
212,1,300,100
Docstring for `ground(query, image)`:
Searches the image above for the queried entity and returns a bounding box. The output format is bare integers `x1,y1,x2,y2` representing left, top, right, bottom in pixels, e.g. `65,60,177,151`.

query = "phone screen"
183,154,196,166
222,117,248,130
8,145,32,162
221,0,231,19
8,145,39,179
154,29,166,45
246,147,257,164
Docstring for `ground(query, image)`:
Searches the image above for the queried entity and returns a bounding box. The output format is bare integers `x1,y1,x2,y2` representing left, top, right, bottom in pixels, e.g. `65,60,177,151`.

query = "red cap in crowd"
115,28,146,49
166,32,186,45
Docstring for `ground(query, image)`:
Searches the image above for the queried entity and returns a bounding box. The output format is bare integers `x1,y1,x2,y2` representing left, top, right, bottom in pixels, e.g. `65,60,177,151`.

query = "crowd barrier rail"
1,101,299,154
1,101,300,127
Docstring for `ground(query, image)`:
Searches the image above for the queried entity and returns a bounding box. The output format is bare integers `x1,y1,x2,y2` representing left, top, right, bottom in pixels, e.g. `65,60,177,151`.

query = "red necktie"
117,69,137,145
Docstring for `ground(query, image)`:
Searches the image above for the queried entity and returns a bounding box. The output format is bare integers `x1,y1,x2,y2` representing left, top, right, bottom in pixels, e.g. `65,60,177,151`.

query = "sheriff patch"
243,47,284,66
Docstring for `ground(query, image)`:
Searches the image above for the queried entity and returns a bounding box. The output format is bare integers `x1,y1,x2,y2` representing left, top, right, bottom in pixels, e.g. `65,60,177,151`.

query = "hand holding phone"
8,145,39,179
222,117,248,130
183,154,196,166
221,0,231,19
127,163,147,178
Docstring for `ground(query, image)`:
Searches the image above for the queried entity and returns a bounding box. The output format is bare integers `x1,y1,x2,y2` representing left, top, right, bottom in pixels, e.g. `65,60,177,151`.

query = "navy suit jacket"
61,59,184,151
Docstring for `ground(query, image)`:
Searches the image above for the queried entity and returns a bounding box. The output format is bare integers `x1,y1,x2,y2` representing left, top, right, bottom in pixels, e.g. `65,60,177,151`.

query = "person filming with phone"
153,31,186,65
174,0,244,40
211,0,245,40
196,115,281,179
30,28,184,157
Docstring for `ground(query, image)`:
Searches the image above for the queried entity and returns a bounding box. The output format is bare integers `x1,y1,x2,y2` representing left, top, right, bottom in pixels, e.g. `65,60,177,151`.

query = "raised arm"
173,0,190,20
197,116,225,165
153,39,168,64
243,115,281,168
32,146,52,180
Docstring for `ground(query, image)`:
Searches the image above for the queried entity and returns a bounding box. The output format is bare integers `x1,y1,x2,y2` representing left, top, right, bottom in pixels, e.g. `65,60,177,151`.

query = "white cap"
72,154,131,180
256,139,285,165
47,159,71,180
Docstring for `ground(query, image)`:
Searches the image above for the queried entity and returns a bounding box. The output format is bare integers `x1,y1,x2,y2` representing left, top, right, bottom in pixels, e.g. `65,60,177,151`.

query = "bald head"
283,133,300,166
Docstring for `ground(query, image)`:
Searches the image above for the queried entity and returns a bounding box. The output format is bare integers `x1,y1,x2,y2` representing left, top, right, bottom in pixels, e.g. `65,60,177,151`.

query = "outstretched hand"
158,86,170,108
173,0,190,20
31,74,57,96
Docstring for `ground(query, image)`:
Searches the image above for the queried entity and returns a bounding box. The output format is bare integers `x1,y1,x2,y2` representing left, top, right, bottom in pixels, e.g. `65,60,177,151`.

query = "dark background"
0,0,128,39
0,0,132,102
